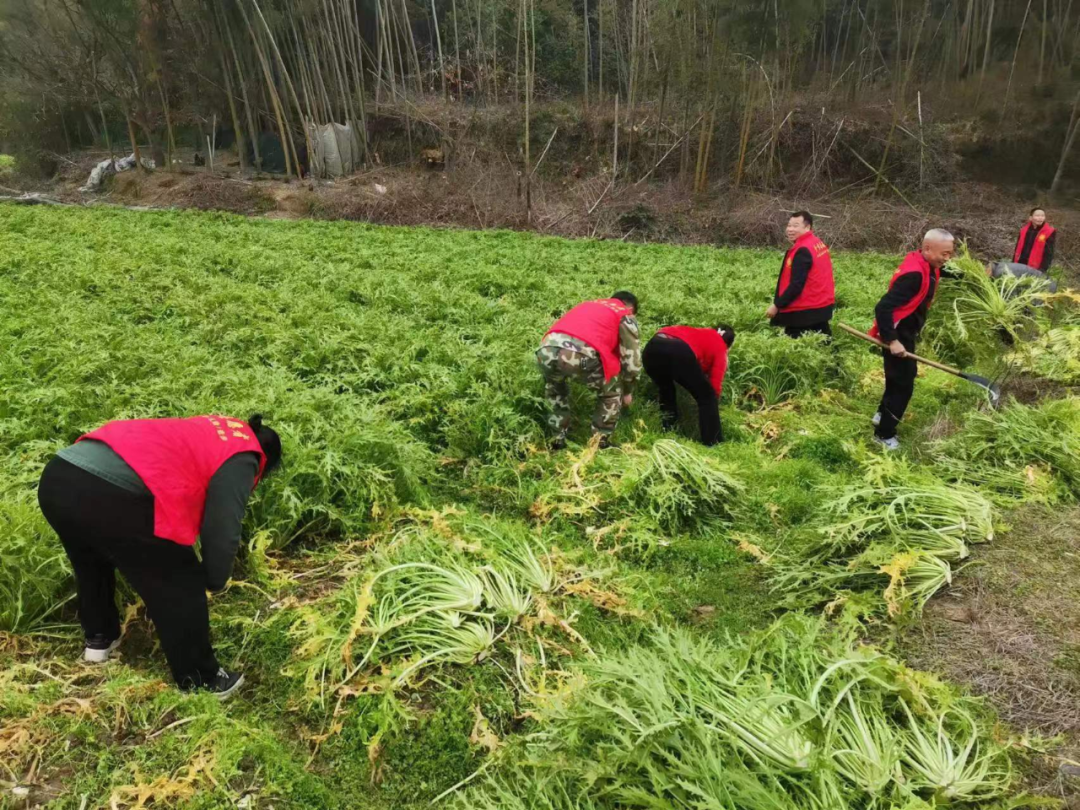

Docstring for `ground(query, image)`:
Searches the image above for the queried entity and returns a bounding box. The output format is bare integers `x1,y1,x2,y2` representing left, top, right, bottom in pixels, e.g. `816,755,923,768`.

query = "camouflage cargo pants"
536,334,623,439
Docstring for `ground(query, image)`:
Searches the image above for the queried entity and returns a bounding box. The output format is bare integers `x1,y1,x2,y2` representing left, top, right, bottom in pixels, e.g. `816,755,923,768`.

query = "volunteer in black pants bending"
643,324,735,446
37,414,282,697
869,229,955,450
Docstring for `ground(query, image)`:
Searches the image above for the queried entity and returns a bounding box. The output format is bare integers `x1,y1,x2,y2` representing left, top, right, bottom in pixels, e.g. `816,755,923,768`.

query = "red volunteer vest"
657,326,729,396
546,299,632,382
80,416,268,546
1013,223,1055,269
869,251,939,339
777,231,836,313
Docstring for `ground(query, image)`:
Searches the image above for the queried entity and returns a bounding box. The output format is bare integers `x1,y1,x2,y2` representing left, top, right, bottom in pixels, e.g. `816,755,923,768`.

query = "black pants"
37,458,219,688
642,335,722,446
876,332,918,440
783,321,832,340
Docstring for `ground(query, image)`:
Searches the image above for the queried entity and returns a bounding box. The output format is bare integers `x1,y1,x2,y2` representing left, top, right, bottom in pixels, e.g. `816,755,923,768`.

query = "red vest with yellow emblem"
546,299,633,382
777,231,836,312
869,251,939,339
79,416,267,546
1013,223,1056,269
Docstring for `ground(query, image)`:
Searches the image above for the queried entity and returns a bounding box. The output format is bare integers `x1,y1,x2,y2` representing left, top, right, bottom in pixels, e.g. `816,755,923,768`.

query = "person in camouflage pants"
537,292,642,448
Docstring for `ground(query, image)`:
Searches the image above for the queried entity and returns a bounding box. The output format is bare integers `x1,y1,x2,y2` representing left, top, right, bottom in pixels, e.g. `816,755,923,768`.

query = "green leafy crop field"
2,204,1078,808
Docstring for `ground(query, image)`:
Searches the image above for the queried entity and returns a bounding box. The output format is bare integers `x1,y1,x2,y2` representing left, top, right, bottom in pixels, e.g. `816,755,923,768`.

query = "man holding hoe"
869,229,956,450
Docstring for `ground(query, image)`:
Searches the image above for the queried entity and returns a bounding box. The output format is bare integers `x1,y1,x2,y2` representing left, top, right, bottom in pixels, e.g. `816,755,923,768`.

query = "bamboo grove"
1,0,1078,189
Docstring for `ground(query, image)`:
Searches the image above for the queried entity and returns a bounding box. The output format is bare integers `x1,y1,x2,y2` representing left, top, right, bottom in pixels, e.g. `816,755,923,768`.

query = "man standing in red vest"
37,414,283,696
1013,207,1056,271
869,229,956,450
537,291,642,450
766,211,836,338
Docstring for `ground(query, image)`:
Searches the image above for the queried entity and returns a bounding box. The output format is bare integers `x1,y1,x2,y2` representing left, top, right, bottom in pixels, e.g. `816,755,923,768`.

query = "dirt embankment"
6,100,1079,274
902,505,1080,804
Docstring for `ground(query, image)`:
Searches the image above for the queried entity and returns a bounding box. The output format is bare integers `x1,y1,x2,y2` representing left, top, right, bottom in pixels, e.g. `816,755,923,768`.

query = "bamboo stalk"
917,90,924,188
217,28,247,171
451,0,461,102
733,72,754,189
613,92,619,180
977,0,995,106
1050,89,1080,193
525,0,535,221
401,0,423,94
696,107,716,194
226,17,261,171
345,0,368,154
1039,0,1047,83
236,0,294,178
1001,0,1033,118
583,0,590,107
431,0,447,99
252,0,312,178
374,0,384,106
598,0,604,102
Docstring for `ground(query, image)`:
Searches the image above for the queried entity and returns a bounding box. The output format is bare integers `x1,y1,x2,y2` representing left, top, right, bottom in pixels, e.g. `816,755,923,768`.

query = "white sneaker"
873,436,901,452
83,635,121,663
871,411,882,427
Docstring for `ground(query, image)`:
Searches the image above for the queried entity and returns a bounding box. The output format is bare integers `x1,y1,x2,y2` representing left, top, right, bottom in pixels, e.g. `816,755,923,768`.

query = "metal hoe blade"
961,372,1002,407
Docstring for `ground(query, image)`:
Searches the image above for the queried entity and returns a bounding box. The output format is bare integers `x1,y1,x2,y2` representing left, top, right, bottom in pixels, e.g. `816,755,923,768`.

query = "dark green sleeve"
200,453,260,592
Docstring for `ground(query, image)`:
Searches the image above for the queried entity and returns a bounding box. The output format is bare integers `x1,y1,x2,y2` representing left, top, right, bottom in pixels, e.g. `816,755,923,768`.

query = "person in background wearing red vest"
538,291,642,450
37,415,283,697
1013,207,1056,271
869,230,956,451
766,211,836,338
642,324,736,446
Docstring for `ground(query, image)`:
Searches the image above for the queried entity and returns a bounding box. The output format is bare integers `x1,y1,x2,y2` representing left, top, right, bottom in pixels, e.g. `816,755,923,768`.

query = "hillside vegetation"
2,204,1079,808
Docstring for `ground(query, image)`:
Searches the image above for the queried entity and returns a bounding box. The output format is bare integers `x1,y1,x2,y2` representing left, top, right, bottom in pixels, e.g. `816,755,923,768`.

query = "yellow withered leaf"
469,705,501,753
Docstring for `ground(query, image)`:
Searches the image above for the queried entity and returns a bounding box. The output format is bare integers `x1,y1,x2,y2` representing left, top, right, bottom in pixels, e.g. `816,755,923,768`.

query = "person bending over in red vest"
642,324,735,446
1013,207,1056,272
537,291,642,450
37,414,283,698
868,230,956,451
766,211,836,339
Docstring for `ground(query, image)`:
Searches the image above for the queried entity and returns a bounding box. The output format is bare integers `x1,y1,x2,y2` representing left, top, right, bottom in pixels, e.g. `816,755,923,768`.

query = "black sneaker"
597,435,619,450
206,668,245,700
550,435,567,451
84,634,121,663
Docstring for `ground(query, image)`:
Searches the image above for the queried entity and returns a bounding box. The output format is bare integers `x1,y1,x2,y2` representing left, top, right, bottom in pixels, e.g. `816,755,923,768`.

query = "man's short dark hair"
612,291,638,313
1030,206,1046,216
790,210,813,227
716,324,736,348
